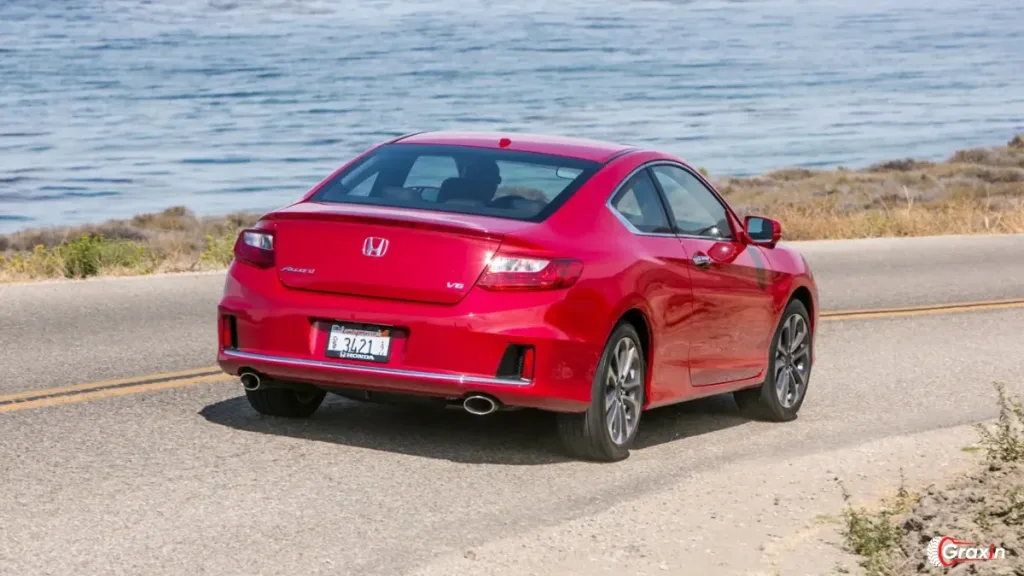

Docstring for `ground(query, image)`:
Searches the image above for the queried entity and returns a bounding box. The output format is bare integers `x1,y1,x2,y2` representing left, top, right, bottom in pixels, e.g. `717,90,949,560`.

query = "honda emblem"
362,237,389,257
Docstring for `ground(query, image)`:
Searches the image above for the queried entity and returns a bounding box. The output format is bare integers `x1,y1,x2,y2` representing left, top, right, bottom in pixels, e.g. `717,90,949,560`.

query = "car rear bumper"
217,349,586,411
216,263,604,412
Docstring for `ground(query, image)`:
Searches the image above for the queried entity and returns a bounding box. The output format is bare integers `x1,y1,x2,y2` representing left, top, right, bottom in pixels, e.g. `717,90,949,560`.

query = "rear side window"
312,144,602,222
610,171,672,234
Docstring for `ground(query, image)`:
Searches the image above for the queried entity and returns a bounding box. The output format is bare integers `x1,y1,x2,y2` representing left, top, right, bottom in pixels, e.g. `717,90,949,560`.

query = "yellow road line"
1,297,1022,414
821,297,1024,321
0,366,221,404
0,374,228,414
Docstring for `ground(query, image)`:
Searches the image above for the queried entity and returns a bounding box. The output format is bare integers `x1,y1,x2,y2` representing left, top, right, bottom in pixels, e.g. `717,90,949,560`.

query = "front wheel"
557,323,646,462
734,299,812,421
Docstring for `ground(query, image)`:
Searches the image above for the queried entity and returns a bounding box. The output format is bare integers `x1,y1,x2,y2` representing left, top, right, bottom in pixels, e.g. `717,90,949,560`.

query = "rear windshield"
310,143,603,222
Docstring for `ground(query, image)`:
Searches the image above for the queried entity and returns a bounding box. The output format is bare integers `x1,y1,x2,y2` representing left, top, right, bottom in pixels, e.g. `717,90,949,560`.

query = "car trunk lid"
265,203,533,304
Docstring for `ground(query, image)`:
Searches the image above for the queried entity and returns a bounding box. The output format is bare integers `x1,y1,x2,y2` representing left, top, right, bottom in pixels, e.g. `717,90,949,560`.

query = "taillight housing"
477,255,583,291
233,229,275,269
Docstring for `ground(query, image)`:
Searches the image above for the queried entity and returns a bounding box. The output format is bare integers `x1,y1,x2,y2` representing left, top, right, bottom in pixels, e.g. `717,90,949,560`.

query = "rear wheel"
245,387,326,418
557,323,646,462
734,299,812,421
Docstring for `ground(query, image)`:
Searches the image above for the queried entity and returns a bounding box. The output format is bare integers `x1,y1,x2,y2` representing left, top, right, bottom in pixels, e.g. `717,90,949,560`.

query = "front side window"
650,165,734,239
311,144,601,222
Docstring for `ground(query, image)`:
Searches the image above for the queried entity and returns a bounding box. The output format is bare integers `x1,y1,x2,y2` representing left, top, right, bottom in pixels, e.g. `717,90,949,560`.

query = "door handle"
692,252,711,268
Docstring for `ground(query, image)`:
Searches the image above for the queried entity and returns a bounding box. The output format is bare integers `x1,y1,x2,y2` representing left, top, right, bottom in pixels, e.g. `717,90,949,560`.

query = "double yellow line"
819,297,1024,321
2,297,1023,415
0,367,227,413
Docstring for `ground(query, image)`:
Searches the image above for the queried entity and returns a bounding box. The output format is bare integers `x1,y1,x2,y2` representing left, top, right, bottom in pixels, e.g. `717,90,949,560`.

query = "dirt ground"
839,384,1024,576
897,461,1023,575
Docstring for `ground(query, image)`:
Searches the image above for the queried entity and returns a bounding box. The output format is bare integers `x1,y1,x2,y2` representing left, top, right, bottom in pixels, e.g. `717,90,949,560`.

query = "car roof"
393,131,637,163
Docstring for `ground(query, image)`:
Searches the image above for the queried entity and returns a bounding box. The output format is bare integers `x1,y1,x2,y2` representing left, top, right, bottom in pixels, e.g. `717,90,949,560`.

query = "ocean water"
1,0,1022,233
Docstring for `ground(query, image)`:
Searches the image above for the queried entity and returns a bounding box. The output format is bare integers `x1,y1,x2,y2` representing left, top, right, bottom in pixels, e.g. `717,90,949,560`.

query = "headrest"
437,177,481,204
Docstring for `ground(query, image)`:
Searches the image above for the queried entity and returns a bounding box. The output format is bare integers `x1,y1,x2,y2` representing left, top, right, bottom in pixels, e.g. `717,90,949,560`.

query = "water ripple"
1,0,1022,233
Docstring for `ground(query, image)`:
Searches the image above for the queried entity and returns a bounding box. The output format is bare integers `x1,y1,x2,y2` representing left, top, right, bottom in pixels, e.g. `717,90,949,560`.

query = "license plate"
326,323,392,363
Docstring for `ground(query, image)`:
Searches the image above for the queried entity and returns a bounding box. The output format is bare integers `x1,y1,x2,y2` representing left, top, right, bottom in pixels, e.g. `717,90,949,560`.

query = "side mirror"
744,216,782,247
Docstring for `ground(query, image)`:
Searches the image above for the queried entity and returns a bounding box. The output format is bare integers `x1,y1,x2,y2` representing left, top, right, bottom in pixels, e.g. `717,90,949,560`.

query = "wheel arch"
618,308,652,364
784,281,818,364
608,304,654,408
789,285,815,329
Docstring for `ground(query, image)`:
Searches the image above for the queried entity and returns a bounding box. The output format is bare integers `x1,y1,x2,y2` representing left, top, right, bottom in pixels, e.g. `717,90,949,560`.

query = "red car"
217,131,818,462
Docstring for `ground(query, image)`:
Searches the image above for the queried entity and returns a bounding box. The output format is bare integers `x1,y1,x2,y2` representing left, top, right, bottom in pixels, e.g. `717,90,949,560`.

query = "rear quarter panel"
542,151,698,402
541,151,666,336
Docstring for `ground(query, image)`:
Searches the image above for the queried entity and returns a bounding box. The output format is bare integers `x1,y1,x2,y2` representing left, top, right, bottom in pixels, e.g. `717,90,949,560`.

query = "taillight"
477,255,583,291
233,229,275,269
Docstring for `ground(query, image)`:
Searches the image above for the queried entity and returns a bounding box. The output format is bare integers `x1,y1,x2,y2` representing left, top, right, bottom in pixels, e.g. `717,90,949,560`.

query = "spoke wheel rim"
604,337,643,445
774,313,810,409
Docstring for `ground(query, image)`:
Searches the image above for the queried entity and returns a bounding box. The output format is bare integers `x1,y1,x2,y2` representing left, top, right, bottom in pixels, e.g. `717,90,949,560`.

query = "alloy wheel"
774,314,810,409
604,337,643,445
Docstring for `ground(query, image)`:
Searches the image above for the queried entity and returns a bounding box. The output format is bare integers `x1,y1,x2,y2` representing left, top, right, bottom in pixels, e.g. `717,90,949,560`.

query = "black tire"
734,299,812,422
245,387,326,418
557,323,646,462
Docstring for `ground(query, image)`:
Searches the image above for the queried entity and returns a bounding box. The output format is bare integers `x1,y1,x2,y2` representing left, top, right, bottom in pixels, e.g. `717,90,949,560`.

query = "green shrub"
57,234,151,278
60,234,104,278
837,472,914,576
974,381,1024,463
200,231,238,267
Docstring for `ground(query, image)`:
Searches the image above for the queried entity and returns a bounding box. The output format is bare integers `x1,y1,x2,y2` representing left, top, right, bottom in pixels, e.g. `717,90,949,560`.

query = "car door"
606,169,695,406
648,163,775,387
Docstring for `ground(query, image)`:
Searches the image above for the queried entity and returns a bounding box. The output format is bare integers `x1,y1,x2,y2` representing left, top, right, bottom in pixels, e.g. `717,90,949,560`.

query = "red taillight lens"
233,229,275,269
477,255,583,291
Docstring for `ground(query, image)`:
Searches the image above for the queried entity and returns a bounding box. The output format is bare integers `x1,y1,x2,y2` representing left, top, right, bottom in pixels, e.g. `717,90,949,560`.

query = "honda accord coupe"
216,131,818,462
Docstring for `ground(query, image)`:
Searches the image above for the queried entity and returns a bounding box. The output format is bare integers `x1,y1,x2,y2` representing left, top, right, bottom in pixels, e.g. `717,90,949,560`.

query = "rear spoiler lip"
260,204,511,241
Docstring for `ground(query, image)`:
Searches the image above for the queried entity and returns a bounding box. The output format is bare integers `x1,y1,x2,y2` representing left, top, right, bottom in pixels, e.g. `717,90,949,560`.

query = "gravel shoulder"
409,423,983,576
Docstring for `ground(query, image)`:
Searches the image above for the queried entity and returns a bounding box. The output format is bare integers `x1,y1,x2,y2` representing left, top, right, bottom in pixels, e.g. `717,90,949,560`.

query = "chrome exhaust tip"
240,372,261,392
463,394,499,416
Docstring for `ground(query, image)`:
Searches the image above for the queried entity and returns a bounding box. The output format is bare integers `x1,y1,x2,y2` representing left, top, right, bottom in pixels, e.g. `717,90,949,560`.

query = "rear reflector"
495,344,536,380
220,314,237,349
521,347,536,380
233,229,275,269
477,255,583,291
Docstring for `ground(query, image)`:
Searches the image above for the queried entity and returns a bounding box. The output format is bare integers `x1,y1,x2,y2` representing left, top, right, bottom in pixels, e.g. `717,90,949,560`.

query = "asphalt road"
1,234,1023,575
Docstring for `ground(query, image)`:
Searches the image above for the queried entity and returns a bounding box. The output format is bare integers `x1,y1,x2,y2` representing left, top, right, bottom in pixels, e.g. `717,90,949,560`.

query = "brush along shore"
2,136,1022,282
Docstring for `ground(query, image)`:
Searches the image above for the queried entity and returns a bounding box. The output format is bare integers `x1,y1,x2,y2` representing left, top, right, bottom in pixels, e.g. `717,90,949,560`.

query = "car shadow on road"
199,392,750,466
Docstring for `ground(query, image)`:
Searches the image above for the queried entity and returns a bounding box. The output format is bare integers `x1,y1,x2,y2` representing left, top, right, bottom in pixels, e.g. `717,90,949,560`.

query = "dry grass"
2,136,1022,282
715,134,1024,240
0,207,258,282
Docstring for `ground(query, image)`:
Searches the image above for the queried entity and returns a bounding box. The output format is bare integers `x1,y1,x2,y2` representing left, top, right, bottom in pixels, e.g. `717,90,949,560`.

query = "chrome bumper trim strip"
222,350,531,387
